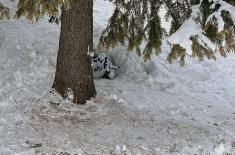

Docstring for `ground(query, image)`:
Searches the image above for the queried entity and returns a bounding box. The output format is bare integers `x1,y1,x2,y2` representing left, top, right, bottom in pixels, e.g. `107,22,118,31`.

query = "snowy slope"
0,0,235,154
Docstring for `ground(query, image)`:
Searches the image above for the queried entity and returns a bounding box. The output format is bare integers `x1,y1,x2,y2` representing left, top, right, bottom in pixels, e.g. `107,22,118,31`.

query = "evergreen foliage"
203,3,235,58
200,0,213,28
167,44,186,66
15,0,69,22
224,0,235,6
204,16,219,43
1,0,235,65
0,2,10,20
168,0,235,65
191,35,216,61
221,10,235,53
164,0,192,35
100,0,235,65
98,0,163,60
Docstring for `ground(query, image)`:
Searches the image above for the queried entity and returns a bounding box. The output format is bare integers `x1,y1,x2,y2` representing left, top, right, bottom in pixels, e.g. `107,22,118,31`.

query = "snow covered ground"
0,0,235,154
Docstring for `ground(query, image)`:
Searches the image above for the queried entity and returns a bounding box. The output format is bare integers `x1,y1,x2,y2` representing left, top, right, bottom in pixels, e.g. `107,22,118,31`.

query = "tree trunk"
52,0,96,104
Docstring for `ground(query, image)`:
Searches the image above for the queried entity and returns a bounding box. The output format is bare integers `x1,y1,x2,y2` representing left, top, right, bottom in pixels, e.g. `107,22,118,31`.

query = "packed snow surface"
0,0,235,154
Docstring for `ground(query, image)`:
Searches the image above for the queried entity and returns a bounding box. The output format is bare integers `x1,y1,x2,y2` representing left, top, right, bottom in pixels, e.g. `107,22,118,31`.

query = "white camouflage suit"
91,53,118,79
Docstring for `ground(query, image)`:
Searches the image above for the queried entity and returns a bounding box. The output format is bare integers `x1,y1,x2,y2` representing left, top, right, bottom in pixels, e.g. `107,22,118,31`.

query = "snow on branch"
167,0,235,65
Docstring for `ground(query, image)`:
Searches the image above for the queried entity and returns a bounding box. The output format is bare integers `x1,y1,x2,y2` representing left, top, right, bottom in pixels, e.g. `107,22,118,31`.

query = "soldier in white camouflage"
91,53,119,79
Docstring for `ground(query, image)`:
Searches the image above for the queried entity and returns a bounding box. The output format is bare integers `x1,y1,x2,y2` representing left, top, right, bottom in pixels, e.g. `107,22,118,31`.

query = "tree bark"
52,0,96,104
